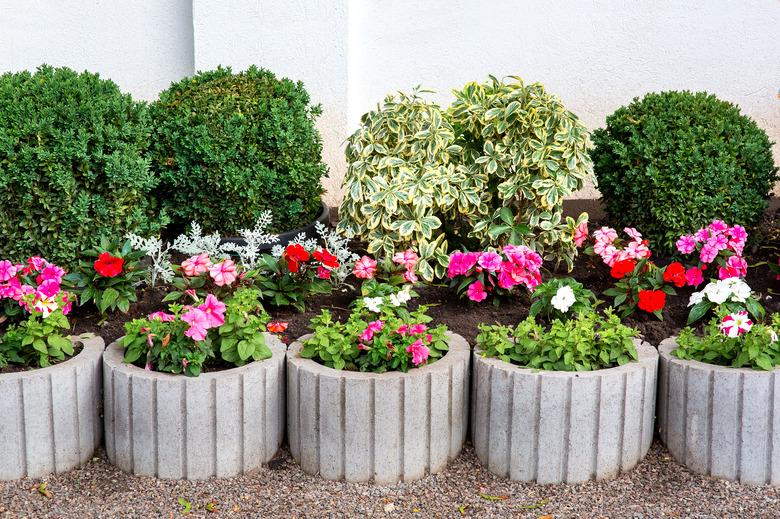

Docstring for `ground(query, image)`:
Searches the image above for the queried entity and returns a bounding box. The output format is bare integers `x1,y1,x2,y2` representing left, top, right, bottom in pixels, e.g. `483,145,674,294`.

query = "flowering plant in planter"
0,257,74,367
686,277,763,325
529,277,598,322
446,245,542,303
163,254,243,304
476,310,639,371
302,280,448,372
675,308,780,371
602,258,679,319
121,287,283,376
676,220,748,283
64,238,145,314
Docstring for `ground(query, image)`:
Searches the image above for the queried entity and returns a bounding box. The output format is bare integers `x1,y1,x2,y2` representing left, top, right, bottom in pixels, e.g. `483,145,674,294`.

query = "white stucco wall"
0,0,778,204
0,0,194,100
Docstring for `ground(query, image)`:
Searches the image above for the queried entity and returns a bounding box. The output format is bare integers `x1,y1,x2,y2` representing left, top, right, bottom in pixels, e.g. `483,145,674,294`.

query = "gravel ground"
1,441,779,518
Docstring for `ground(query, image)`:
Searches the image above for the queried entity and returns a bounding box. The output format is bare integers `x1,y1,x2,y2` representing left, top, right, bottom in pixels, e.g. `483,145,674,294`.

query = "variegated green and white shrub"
448,76,592,270
338,77,593,281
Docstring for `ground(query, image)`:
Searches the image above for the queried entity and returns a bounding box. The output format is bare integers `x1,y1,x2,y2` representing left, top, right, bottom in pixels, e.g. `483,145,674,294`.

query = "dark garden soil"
61,210,780,352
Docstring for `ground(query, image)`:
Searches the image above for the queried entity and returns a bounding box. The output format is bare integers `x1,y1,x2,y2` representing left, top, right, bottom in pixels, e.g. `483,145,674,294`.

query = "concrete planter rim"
658,336,780,374
288,330,469,378
473,338,657,378
104,333,280,379
0,333,104,381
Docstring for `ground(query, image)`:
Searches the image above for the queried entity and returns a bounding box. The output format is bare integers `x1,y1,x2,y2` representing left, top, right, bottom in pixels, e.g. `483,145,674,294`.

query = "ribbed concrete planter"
103,334,285,479
658,337,780,485
471,339,658,484
287,332,470,484
0,334,104,480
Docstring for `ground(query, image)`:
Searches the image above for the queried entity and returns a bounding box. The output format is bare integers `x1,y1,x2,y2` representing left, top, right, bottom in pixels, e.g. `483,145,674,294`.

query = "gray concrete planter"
287,332,470,484
0,334,104,480
103,334,285,479
471,340,658,484
658,337,780,485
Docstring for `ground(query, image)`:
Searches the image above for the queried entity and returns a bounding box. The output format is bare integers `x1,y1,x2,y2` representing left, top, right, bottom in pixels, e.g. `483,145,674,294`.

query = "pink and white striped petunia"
719,311,753,338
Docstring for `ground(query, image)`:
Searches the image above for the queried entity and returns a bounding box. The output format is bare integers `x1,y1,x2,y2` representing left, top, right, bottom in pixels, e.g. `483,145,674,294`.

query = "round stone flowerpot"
103,334,285,479
471,340,658,484
0,334,104,480
658,337,780,486
287,332,470,484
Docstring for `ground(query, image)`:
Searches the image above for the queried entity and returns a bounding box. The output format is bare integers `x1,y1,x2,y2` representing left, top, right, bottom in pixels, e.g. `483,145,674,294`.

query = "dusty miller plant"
220,211,279,269
125,234,175,287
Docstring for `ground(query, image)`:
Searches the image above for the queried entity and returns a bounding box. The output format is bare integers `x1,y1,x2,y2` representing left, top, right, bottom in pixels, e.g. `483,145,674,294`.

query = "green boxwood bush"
149,66,327,234
592,91,777,253
0,65,161,267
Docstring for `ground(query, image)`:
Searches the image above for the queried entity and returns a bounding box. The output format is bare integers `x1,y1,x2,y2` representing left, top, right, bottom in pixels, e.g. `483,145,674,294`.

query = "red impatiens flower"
267,321,289,333
313,248,339,269
637,289,666,313
284,244,310,273
94,252,124,278
610,259,636,279
663,262,686,287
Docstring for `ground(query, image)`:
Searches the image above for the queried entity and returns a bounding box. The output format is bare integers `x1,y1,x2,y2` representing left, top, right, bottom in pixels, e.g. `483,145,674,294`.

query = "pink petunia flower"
685,267,704,287
353,256,377,279
36,279,60,299
719,311,752,338
700,244,718,264
447,252,479,278
467,280,488,302
181,253,212,277
477,251,502,272
406,339,430,366
717,255,748,280
359,320,384,342
27,256,46,272
148,311,176,322
181,307,210,341
198,294,226,328
40,264,65,284
209,259,237,286
574,221,588,248
709,220,729,234
409,323,427,335
676,235,697,255
0,260,18,282
395,324,409,336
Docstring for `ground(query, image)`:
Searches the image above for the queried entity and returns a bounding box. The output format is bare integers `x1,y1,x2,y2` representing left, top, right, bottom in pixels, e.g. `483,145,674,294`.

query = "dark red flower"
663,262,686,287
610,259,636,279
94,252,124,278
284,244,310,273
638,289,666,313
313,248,339,269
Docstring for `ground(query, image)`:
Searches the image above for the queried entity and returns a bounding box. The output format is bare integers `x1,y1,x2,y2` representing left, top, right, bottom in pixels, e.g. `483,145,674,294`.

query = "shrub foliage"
592,91,778,253
0,65,160,266
149,66,327,234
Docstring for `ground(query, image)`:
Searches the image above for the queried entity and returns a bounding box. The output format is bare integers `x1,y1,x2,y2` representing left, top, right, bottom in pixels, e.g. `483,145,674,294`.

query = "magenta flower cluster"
447,245,542,302
357,320,432,366
676,220,748,280
147,293,226,342
0,256,71,318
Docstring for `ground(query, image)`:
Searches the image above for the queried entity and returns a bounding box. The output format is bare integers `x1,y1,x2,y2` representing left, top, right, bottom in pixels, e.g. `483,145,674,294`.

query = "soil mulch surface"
1,442,779,518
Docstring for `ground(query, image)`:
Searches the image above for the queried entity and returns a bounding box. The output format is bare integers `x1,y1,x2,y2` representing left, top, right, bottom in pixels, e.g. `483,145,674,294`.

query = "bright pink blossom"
406,339,430,366
181,308,210,341
36,279,60,299
700,244,719,264
27,256,46,272
409,323,427,335
709,220,729,234
353,256,378,279
467,280,488,302
625,240,651,260
209,259,237,286
0,260,18,282
728,225,748,244
718,255,748,280
707,234,729,251
685,267,704,287
403,269,418,283
359,320,384,342
392,249,419,271
317,266,332,280
477,251,502,272
395,324,409,336
593,227,618,244
148,311,176,322
447,252,479,278
676,235,697,255
198,294,226,328
40,264,65,283
624,227,642,241
181,253,212,276
574,221,588,248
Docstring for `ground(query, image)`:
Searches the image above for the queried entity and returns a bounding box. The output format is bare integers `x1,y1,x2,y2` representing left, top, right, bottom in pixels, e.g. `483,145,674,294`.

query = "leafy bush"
338,77,593,281
0,65,161,267
675,313,780,371
476,311,639,371
592,91,778,253
149,66,327,234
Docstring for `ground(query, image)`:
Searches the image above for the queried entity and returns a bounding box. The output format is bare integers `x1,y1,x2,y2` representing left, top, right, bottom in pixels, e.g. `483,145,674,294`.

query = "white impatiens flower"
688,291,705,307
363,297,383,313
696,278,754,305
389,286,412,307
723,278,751,303
551,285,576,313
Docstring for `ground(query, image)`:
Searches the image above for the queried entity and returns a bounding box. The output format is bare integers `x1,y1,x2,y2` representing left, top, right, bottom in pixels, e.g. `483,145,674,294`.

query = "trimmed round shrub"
592,91,777,253
0,65,161,267
149,66,327,234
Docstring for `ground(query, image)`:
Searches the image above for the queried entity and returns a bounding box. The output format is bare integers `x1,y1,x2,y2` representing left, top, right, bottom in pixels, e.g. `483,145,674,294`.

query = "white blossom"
550,285,576,313
363,297,383,313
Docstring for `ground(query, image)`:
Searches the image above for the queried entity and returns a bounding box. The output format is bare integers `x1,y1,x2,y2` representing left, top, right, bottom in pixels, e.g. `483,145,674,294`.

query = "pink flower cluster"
181,254,238,286
676,220,748,280
592,227,651,267
447,245,542,302
0,257,71,318
147,293,226,342
357,320,432,366
392,249,419,283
